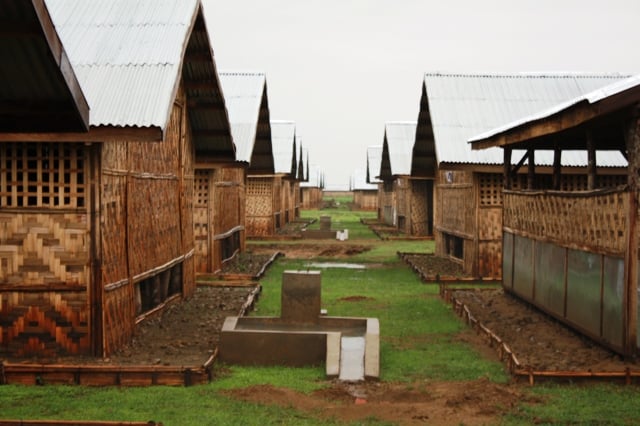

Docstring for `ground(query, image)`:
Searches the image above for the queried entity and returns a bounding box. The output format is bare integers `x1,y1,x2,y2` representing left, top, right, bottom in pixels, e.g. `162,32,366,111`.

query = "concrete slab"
339,336,365,381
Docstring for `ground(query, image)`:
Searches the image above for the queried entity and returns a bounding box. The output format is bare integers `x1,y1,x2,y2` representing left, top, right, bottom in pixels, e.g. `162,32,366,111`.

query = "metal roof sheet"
367,145,382,183
383,121,417,176
470,74,640,143
421,72,629,167
46,0,198,129
270,120,296,175
352,168,377,191
301,161,321,187
219,71,273,169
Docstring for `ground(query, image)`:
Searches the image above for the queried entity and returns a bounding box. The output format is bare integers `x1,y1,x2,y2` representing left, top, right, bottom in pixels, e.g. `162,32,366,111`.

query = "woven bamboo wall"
394,178,409,232
410,179,431,236
435,170,474,236
503,188,628,255
211,167,245,271
280,178,290,224
353,190,377,210
300,187,322,209
0,142,92,357
100,85,196,356
380,182,395,225
246,177,274,237
193,170,211,273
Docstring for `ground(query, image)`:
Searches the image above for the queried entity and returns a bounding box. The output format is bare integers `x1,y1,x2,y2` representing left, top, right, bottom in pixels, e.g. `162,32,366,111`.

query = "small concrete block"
281,270,322,324
364,318,380,379
325,332,341,378
339,336,365,381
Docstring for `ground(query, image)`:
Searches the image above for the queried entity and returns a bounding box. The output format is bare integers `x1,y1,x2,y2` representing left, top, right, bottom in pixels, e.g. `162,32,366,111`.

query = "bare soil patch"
249,242,372,259
222,379,532,426
402,253,465,279
451,288,639,372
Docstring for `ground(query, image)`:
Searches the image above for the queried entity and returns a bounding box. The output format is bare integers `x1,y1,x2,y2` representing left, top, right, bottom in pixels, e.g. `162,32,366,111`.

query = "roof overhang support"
527,148,535,190
553,146,562,190
587,130,596,190
623,110,640,358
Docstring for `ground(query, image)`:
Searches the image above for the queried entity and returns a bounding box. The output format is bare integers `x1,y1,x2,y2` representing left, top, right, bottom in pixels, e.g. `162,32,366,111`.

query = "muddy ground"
11,242,640,425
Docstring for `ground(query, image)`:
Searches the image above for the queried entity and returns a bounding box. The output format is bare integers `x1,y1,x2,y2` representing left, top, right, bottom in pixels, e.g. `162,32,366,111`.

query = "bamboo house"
378,121,417,232
219,72,278,238
412,72,628,278
367,145,383,220
470,75,640,357
351,168,377,211
300,157,324,209
1,0,235,358
271,120,301,224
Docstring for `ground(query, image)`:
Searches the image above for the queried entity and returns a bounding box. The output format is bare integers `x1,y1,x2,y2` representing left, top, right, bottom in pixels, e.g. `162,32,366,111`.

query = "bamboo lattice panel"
478,173,502,206
0,143,87,209
410,181,429,235
503,190,628,255
247,178,273,216
1,291,89,356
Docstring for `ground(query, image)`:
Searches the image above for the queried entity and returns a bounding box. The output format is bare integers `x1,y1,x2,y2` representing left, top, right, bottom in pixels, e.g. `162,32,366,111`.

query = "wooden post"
553,146,562,190
587,130,596,190
503,148,512,189
623,112,640,358
527,148,535,190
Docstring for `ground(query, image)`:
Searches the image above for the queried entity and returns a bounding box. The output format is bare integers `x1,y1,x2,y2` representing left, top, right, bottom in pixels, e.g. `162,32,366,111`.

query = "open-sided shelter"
412,72,628,278
469,75,640,357
219,71,277,238
0,0,235,358
378,121,417,231
271,120,300,224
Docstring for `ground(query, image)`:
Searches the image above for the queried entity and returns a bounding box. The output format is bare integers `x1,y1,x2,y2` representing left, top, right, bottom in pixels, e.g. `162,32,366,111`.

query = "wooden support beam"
527,148,535,190
553,146,562,190
587,130,596,190
503,148,512,189
623,111,640,358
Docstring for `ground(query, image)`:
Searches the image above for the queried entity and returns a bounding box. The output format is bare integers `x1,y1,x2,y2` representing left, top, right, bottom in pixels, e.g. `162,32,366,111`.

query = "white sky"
202,0,640,190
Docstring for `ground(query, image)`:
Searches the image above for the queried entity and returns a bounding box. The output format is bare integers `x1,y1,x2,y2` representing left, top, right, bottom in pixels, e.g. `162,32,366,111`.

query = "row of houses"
0,0,322,359
365,73,628,278
363,72,640,357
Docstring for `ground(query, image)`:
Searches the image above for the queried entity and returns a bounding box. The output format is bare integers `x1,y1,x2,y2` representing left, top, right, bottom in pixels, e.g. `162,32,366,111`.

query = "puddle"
305,262,367,269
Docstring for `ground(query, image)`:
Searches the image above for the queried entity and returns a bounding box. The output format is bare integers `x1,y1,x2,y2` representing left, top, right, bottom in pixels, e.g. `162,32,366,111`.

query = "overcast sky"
202,0,640,190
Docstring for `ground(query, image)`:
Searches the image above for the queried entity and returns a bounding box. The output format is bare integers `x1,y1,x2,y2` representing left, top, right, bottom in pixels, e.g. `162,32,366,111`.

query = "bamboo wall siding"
503,189,628,255
353,190,377,210
246,177,274,237
410,180,431,235
194,167,245,273
0,141,92,357
99,87,196,356
2,83,198,358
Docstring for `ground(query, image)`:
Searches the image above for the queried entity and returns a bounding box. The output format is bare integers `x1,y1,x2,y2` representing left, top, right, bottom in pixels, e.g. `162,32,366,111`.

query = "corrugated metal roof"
352,168,377,191
382,121,417,177
219,71,273,170
0,0,89,132
301,161,321,188
422,72,629,167
470,74,640,143
46,0,198,129
367,145,382,183
270,120,296,175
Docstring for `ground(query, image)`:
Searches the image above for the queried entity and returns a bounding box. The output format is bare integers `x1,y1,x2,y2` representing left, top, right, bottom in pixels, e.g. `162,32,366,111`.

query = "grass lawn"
2,196,640,425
